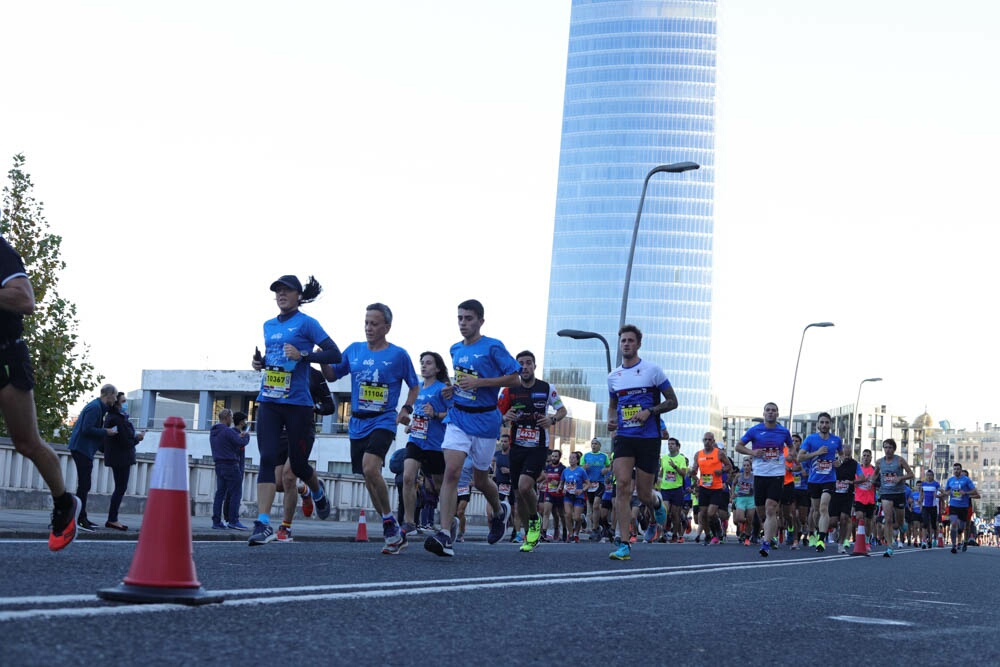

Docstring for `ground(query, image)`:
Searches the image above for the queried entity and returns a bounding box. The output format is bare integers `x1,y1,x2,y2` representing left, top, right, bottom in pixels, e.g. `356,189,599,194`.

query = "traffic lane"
3,541,999,665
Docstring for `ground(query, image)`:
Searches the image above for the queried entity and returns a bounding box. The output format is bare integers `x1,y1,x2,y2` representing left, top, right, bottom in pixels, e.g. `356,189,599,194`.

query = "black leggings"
256,402,315,484
108,465,131,522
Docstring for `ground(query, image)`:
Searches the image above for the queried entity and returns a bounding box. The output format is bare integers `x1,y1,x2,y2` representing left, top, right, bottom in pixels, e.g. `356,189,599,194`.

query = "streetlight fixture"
787,322,834,438
853,377,883,458
617,161,700,367
557,329,611,374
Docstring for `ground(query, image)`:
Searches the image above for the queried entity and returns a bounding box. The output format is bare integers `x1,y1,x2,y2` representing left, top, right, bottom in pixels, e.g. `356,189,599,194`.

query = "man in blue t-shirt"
329,303,418,555
735,402,793,558
423,299,519,558
918,469,941,549
605,324,678,561
939,463,979,553
797,412,843,552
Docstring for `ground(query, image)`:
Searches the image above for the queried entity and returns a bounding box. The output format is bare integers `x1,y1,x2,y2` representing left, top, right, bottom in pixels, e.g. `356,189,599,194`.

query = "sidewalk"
0,508,490,543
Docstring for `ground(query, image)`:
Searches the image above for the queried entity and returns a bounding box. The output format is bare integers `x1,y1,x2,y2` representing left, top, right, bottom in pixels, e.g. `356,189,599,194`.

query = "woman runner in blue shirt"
248,275,341,546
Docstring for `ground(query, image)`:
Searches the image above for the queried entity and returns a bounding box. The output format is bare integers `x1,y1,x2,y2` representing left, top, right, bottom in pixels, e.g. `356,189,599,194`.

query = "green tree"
0,153,102,441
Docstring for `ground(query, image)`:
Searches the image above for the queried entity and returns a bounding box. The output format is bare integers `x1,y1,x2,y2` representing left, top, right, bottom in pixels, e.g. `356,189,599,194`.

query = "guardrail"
0,439,487,522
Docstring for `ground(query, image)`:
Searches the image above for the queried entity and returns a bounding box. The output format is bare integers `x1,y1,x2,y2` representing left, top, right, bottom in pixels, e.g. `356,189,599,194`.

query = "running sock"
54,492,73,511
258,513,270,525
282,521,292,528
298,483,310,496
382,513,395,523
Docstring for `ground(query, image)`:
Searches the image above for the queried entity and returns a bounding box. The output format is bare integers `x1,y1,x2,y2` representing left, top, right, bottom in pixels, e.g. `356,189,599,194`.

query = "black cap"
269,275,302,292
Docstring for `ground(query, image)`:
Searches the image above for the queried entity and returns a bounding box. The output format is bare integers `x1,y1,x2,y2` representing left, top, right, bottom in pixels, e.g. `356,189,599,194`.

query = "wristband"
401,404,414,414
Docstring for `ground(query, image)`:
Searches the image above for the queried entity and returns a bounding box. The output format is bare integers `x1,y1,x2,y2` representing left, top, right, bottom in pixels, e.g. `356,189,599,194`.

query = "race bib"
738,481,752,495
857,481,872,490
884,473,898,485
547,480,560,492
409,415,429,439
565,481,576,494
358,382,389,412
454,367,478,402
792,473,802,485
621,404,642,428
515,425,540,447
499,483,511,495
665,471,677,483
952,489,963,499
588,482,599,492
457,485,470,496
815,460,833,474
701,473,713,487
835,480,851,493
762,448,779,461
262,367,291,399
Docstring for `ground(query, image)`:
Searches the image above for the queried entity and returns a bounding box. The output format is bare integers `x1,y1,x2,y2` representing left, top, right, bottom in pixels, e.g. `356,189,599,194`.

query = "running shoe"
248,521,275,546
790,541,799,550
951,545,958,554
816,540,825,553
961,542,968,553
276,525,293,543
212,522,228,530
456,533,465,543
920,541,927,550
642,522,658,543
629,534,637,544
48,494,81,552
300,485,314,518
450,516,460,544
806,533,817,548
653,498,667,526
883,547,893,558
514,532,524,544
383,529,408,555
384,518,404,548
837,543,846,554
76,519,96,534
759,540,770,558
786,529,795,546
314,482,330,520
709,537,720,545
525,517,542,549
744,538,751,547
424,530,454,557
401,521,418,537
487,500,511,545
609,540,631,561
677,536,685,544
229,521,250,531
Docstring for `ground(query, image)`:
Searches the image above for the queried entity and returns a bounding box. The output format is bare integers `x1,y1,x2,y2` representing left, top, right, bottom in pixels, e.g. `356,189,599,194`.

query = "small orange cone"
98,417,223,605
937,530,944,548
852,521,870,556
355,509,369,542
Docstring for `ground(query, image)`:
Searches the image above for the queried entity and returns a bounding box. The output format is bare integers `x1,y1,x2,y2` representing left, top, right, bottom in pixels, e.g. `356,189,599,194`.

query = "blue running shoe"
610,540,631,561
759,540,770,558
424,530,454,557
883,547,894,558
248,521,275,546
383,528,407,555
487,500,511,545
653,498,667,526
642,522,658,543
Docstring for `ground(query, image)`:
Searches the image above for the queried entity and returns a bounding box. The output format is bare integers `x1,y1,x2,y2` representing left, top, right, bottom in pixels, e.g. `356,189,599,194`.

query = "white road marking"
829,615,914,626
0,553,872,621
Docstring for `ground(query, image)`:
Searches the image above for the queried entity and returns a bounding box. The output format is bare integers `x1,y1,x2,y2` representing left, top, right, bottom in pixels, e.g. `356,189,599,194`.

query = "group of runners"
248,272,985,561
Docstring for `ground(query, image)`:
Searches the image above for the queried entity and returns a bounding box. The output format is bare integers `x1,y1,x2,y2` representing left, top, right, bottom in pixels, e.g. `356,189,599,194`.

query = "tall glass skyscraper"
542,0,717,458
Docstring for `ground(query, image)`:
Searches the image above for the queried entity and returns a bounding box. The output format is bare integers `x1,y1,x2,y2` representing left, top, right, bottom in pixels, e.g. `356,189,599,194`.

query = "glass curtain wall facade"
542,0,716,458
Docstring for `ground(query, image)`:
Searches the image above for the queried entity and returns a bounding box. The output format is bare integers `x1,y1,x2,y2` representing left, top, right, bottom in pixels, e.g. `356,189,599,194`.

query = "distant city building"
542,0,718,455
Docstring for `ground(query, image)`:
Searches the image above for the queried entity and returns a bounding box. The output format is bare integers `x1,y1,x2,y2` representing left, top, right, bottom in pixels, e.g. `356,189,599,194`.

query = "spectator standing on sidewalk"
68,384,117,532
222,411,250,525
102,392,144,530
211,408,250,530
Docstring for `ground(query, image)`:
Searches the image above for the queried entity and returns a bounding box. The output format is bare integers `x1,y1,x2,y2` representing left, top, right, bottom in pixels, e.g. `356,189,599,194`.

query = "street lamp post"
556,329,611,374
787,322,834,438
617,161,700,367
853,377,883,458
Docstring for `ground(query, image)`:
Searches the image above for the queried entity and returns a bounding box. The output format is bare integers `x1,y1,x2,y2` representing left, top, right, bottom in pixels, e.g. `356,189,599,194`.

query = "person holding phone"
103,392,144,530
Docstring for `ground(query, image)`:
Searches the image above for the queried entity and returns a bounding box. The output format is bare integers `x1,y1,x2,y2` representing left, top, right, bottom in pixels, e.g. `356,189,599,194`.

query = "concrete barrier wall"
0,439,487,523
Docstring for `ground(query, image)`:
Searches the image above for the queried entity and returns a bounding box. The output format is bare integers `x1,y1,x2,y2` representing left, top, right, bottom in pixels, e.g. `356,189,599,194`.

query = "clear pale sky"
1,1,997,430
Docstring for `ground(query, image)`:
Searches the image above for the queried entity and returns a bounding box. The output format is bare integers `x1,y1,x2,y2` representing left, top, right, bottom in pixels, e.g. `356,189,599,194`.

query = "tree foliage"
0,153,102,440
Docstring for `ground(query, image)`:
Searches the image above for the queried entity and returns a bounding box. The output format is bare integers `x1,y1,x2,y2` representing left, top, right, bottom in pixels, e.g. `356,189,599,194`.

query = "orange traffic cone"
852,521,870,556
937,530,944,548
355,509,369,542
98,417,223,605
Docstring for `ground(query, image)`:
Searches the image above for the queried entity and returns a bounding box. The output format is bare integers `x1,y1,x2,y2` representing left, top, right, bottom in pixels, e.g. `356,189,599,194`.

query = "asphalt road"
2,537,998,666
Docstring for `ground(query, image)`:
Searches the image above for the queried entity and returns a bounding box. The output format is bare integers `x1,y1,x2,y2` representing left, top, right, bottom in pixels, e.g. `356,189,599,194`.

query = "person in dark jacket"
68,384,118,531
103,392,144,530
210,408,250,529
222,411,249,525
